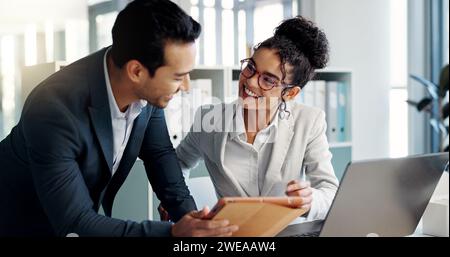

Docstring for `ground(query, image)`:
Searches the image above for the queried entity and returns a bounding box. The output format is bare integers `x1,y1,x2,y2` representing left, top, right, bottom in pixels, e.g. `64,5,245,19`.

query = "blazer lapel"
87,48,114,174
260,115,295,196
89,107,113,173
101,106,152,216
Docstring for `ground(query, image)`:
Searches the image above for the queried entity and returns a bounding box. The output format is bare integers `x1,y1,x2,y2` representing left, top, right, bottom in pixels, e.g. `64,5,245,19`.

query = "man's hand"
158,204,170,221
285,180,312,212
171,207,239,237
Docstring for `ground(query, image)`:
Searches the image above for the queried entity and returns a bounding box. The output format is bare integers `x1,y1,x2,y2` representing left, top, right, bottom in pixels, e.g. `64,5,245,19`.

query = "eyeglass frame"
239,58,296,91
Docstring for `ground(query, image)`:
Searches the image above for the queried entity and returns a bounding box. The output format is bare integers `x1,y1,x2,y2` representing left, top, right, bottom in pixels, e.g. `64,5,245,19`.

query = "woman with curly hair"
174,16,339,222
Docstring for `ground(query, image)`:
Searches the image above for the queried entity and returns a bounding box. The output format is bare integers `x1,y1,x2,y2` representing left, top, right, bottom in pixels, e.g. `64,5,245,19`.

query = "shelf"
316,67,353,73
329,141,352,148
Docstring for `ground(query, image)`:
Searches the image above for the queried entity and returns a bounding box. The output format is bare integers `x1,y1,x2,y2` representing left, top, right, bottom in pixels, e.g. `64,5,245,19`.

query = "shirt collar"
103,47,147,119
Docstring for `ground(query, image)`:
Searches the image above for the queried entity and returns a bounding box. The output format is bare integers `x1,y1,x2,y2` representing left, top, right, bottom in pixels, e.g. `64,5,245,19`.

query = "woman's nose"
246,73,260,89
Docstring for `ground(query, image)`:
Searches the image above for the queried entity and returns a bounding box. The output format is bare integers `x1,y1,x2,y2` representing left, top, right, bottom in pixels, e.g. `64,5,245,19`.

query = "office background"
0,0,448,221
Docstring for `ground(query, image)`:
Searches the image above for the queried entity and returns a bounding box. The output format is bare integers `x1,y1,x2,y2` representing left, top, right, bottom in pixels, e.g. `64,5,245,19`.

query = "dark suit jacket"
0,48,196,236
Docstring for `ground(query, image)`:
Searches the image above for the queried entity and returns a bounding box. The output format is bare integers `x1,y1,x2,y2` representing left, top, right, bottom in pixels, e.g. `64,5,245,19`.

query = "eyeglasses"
240,58,294,90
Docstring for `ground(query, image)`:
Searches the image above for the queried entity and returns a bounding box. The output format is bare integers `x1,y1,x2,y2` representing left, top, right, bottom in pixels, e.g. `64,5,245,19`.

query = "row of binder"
297,80,348,143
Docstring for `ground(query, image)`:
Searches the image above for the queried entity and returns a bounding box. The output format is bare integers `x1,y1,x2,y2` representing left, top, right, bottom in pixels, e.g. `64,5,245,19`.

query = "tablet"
204,196,303,220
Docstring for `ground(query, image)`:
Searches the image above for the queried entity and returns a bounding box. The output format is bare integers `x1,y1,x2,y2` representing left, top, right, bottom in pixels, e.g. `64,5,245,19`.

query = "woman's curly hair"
256,15,329,88
254,15,330,118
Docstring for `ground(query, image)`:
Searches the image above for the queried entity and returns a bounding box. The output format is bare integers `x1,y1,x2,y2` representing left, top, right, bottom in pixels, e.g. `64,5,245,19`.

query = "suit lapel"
260,115,294,196
87,48,114,174
89,107,113,173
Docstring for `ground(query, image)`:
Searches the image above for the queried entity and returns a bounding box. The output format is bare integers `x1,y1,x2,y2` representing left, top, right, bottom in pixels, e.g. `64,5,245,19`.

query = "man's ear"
125,60,146,83
283,86,301,101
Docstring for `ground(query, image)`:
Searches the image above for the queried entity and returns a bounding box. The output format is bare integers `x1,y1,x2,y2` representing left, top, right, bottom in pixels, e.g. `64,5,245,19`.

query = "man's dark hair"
255,15,329,88
111,0,201,76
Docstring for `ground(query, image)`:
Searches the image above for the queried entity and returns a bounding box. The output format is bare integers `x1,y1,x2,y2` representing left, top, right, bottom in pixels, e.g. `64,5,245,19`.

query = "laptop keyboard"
276,220,324,237
288,231,320,237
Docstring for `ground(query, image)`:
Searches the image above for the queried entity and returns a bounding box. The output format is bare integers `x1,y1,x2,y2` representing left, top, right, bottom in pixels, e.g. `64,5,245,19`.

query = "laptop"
277,152,449,237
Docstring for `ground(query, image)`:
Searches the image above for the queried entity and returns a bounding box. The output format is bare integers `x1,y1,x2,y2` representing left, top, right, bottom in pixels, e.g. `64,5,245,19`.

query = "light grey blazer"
176,101,339,220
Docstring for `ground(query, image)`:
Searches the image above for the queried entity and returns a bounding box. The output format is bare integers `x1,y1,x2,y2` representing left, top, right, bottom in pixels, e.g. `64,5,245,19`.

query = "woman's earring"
278,101,287,120
279,110,286,120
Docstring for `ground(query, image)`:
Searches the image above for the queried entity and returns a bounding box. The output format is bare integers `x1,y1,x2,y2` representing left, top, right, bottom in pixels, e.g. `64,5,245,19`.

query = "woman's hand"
285,180,312,213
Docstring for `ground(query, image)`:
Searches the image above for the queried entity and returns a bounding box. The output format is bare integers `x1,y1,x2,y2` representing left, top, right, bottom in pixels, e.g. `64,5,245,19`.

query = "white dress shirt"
103,48,147,175
224,104,278,196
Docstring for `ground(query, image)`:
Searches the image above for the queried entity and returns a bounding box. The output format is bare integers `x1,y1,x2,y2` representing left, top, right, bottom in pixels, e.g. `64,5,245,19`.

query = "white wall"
312,0,392,161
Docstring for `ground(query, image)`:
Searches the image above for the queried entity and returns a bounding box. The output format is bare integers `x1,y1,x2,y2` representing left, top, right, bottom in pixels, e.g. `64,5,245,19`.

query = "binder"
337,82,347,142
190,79,212,111
165,79,212,146
227,80,239,103
314,80,327,111
302,81,315,106
164,94,183,147
326,81,339,142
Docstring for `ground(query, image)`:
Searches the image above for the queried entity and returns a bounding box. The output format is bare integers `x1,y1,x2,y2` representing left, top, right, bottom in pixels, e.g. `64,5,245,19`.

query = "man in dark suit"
0,0,238,237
